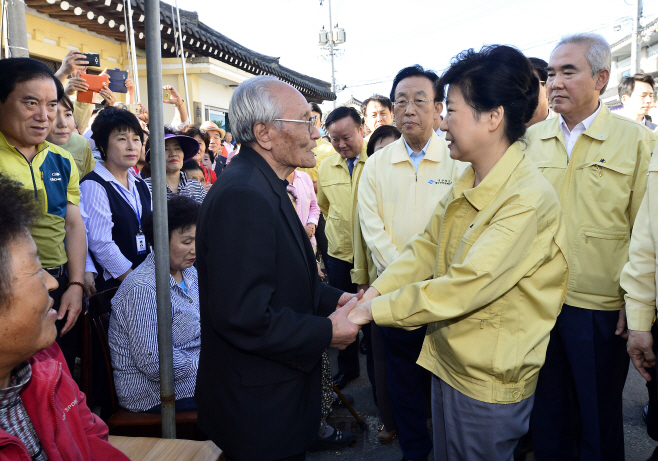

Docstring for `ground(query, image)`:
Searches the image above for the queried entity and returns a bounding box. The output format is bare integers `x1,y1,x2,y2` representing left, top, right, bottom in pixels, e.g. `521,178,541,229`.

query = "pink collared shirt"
288,170,320,248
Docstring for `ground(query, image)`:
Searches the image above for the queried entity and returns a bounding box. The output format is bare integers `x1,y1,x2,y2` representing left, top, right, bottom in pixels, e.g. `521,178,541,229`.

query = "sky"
179,0,658,113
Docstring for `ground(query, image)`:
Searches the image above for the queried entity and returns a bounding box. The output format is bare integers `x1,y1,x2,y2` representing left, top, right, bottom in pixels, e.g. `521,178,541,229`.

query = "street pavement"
308,335,658,461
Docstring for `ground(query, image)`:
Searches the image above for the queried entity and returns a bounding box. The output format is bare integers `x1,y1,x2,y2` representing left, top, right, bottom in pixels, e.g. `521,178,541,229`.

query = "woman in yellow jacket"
349,45,569,461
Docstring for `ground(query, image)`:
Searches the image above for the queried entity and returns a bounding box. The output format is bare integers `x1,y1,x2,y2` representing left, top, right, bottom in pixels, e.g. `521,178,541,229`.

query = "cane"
332,383,367,432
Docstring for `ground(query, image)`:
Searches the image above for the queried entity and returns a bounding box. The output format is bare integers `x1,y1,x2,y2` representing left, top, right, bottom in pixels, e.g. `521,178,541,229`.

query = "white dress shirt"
559,102,601,158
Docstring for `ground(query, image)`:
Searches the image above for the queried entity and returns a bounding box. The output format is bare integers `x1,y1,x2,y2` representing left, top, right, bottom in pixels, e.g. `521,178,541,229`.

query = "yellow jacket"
525,104,655,311
355,134,467,280
317,142,368,263
297,138,336,183
621,151,658,331
371,142,568,404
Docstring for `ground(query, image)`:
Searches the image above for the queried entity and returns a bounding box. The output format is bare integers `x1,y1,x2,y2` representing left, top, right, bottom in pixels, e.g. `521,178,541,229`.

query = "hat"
200,121,226,137
145,133,200,163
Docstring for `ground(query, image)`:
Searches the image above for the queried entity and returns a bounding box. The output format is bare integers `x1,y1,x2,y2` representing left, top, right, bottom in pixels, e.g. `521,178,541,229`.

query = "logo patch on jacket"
428,179,452,186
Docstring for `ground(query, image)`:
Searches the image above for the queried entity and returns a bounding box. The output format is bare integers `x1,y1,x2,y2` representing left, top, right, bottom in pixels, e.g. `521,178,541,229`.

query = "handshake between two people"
328,287,381,350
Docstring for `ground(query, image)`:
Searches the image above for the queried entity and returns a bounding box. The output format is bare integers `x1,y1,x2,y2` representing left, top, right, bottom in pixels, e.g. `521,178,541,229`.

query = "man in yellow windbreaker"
525,33,656,461
621,148,658,461
317,106,367,389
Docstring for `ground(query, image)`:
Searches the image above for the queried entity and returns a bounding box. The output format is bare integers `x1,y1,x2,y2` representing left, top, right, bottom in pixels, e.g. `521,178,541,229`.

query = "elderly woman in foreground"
0,174,129,461
109,195,201,413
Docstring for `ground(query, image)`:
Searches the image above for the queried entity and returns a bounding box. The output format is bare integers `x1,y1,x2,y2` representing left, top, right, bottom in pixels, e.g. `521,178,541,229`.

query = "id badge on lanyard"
136,233,147,254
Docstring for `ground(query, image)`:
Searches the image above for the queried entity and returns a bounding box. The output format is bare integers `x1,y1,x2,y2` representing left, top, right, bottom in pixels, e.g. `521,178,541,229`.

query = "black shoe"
333,372,359,390
359,338,370,355
332,392,354,408
308,429,354,452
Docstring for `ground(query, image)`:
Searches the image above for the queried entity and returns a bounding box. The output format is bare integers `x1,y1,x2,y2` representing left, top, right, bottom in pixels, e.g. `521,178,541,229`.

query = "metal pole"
327,0,336,108
0,0,6,59
125,0,141,102
631,0,643,75
144,0,177,439
174,0,191,118
6,0,29,57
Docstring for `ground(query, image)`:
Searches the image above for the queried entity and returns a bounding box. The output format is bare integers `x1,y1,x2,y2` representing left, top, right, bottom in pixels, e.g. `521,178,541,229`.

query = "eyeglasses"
393,98,431,109
274,115,318,135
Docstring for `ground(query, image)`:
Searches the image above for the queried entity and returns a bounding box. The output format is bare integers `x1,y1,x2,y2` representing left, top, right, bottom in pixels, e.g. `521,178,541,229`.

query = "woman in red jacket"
0,174,129,461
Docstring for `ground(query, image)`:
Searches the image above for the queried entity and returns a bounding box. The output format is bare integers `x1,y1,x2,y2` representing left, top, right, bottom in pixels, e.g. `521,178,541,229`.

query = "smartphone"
122,104,141,115
76,52,100,67
107,69,128,93
163,89,172,100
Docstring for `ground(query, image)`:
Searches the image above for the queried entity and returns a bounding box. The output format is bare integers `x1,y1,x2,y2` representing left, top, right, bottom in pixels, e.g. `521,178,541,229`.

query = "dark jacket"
195,146,341,461
0,343,130,461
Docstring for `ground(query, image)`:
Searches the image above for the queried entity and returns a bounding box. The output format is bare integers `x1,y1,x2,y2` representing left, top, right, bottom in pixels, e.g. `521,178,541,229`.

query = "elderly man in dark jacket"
195,76,361,461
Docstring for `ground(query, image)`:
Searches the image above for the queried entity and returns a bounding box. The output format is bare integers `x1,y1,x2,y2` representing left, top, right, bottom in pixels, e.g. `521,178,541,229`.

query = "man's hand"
64,77,89,97
337,289,363,308
357,284,369,294
328,297,361,350
615,305,629,339
55,50,88,82
98,88,116,107
304,223,316,239
163,85,183,106
628,329,656,381
58,284,83,335
83,271,97,298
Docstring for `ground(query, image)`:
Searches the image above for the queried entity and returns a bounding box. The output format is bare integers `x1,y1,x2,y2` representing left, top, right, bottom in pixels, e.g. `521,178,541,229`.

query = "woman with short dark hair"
109,195,201,413
80,106,151,291
349,45,569,460
143,129,206,204
0,173,129,461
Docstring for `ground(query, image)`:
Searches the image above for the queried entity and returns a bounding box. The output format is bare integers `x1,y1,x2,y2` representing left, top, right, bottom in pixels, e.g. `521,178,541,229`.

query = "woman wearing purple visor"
144,127,207,204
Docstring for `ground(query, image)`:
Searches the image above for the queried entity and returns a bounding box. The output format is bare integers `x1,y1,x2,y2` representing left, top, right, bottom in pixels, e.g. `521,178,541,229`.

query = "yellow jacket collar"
536,102,611,142
328,141,368,166
458,142,525,211
391,131,444,164
0,130,50,157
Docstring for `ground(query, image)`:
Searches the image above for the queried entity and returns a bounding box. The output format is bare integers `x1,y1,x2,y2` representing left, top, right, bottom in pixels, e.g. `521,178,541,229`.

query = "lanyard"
114,181,143,233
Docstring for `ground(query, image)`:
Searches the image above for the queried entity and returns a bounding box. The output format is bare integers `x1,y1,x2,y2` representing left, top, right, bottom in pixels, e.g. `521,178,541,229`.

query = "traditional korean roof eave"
25,0,336,102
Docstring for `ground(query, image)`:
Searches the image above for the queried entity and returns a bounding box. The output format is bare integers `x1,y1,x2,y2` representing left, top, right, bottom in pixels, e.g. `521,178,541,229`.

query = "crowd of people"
3,29,658,461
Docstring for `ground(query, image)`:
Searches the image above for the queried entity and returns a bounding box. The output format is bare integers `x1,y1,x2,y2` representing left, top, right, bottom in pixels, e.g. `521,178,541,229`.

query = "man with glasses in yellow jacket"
525,33,656,461
317,106,368,390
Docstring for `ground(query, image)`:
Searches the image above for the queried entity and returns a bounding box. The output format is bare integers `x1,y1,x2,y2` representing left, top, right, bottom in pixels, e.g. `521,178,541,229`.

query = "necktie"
347,158,355,177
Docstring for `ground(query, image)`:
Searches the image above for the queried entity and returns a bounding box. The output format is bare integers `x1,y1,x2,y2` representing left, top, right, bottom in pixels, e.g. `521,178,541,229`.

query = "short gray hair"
229,76,284,146
554,33,611,92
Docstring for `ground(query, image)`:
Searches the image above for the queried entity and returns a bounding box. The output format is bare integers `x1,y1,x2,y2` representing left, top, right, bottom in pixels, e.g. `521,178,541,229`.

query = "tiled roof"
25,0,336,102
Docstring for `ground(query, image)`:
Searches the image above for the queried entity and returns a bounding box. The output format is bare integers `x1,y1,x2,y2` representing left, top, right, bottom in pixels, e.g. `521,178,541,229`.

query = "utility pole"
6,0,29,57
631,0,643,75
327,0,336,108
319,0,345,108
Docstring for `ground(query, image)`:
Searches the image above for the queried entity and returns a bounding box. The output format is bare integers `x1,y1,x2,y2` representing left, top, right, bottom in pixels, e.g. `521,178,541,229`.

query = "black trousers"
325,255,359,378
52,273,82,374
531,304,629,461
